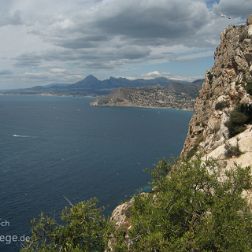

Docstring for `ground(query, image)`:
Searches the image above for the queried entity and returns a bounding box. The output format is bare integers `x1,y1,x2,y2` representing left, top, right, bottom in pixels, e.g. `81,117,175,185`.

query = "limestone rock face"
204,126,252,208
107,200,134,251
181,23,252,158
205,126,252,170
110,200,133,229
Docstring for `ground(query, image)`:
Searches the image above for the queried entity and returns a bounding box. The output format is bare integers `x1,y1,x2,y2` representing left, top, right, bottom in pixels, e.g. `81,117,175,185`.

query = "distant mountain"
71,75,101,89
0,75,203,97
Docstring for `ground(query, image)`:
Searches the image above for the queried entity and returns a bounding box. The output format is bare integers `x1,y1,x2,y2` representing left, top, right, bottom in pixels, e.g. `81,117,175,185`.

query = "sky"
0,0,251,89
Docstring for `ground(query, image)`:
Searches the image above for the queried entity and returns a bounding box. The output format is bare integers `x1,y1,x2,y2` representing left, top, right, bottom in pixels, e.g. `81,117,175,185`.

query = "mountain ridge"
1,75,203,99
2,75,202,92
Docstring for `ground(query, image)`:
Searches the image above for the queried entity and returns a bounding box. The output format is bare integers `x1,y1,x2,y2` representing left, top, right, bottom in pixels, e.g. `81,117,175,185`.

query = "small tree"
225,104,252,137
21,198,109,252
245,80,252,95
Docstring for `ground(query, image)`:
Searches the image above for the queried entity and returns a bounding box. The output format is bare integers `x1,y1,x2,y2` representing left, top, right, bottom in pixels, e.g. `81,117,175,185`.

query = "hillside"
90,83,200,110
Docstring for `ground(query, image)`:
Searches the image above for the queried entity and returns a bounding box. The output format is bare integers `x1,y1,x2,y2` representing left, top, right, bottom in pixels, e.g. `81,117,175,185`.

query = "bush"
224,140,243,158
22,158,252,252
245,80,252,95
215,100,229,110
186,145,198,160
118,158,252,252
151,159,172,187
207,71,214,84
186,132,204,159
225,104,252,137
21,198,109,252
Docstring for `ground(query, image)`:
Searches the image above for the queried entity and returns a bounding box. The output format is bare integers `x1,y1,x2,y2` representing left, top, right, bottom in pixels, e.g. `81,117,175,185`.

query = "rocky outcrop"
107,200,134,251
181,19,252,159
110,200,133,229
203,125,252,209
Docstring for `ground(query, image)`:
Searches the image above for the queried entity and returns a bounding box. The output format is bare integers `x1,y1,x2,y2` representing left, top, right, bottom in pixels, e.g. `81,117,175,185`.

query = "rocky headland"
90,87,196,110
90,80,202,110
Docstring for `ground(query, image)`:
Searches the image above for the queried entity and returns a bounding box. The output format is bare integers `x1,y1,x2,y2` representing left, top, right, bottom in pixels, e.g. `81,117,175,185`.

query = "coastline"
0,93,194,111
0,93,96,99
90,102,194,111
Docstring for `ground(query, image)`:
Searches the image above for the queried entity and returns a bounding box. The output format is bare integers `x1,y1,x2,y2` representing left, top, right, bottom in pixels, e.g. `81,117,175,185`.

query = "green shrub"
21,198,110,252
151,159,172,186
224,140,243,158
186,145,198,159
118,158,252,252
22,158,252,252
207,71,214,84
215,100,229,110
186,132,204,159
225,104,252,137
245,80,252,95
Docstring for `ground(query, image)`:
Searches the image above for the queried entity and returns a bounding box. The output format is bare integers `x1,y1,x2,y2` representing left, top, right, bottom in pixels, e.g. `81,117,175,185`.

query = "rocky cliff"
180,17,252,209
181,19,252,166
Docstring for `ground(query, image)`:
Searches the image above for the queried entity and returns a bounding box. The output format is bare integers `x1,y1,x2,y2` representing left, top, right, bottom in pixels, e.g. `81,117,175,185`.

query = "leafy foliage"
215,100,229,110
225,104,252,137
151,159,172,187
224,140,243,158
21,198,109,252
22,158,252,252
245,80,252,96
186,133,204,159
114,157,252,251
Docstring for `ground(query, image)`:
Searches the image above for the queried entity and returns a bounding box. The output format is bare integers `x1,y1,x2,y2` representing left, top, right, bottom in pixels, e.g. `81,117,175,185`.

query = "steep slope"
180,18,252,207
181,20,252,168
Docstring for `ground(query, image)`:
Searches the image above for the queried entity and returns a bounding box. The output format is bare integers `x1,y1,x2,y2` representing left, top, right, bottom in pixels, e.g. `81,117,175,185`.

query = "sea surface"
0,95,192,251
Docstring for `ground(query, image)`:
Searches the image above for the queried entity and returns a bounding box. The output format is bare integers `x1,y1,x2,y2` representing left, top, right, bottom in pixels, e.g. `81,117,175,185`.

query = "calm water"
0,95,192,251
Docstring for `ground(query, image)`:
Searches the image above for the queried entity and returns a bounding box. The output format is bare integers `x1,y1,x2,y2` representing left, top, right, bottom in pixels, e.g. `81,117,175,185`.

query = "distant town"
91,87,196,110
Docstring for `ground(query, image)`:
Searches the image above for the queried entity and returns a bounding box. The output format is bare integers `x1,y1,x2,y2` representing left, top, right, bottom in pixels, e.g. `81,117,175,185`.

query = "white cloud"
214,0,252,18
0,0,248,88
140,71,202,81
143,71,162,79
50,68,67,74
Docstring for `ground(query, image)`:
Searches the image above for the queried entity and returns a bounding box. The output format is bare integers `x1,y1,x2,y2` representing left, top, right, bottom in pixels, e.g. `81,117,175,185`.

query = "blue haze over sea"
0,95,192,251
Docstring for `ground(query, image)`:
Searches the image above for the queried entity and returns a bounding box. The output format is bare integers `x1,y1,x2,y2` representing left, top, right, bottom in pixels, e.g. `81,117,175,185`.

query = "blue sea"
0,95,192,251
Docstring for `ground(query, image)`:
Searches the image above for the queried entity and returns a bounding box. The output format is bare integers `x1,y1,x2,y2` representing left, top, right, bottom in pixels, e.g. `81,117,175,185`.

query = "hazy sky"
0,0,251,89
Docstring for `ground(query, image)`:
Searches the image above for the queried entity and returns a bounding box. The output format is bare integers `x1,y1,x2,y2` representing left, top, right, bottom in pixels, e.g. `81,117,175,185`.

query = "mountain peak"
71,74,100,88
85,75,98,81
